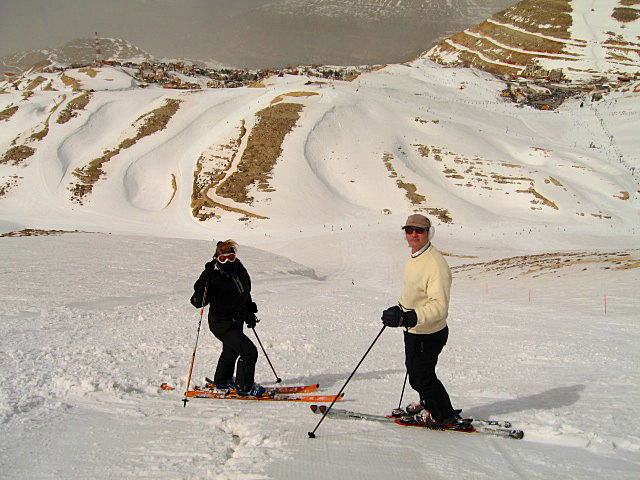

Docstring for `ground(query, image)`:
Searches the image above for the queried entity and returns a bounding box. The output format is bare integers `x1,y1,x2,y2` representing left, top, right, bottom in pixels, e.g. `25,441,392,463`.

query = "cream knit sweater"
399,244,452,335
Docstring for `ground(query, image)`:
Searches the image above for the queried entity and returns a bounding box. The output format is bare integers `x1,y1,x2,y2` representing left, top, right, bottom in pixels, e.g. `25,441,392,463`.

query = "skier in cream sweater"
381,213,463,427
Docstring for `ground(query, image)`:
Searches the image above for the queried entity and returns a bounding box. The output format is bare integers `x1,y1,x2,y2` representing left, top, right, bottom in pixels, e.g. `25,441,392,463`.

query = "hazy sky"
0,0,248,57
0,0,515,69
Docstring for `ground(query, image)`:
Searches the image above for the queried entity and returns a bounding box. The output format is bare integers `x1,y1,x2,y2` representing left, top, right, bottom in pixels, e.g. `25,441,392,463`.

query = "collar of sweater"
411,242,431,258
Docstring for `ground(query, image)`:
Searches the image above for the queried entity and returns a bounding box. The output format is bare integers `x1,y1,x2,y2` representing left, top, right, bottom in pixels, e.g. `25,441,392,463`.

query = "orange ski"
186,390,344,402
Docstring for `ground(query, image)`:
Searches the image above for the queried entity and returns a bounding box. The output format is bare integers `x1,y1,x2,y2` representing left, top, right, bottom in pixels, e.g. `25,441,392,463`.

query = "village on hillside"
499,61,640,110
2,58,365,90
2,54,637,112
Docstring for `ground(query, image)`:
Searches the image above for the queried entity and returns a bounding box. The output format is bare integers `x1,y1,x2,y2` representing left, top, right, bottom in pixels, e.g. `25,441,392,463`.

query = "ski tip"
319,405,327,414
308,431,316,439
160,382,175,390
310,404,318,413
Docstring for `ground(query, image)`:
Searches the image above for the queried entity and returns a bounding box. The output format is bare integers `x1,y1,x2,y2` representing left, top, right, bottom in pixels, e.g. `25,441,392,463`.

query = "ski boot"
392,401,423,418
236,383,269,398
415,409,473,431
213,380,238,395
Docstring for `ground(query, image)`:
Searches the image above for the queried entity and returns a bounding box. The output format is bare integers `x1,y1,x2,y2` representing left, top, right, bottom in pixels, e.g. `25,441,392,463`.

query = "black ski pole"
183,285,208,407
308,325,387,438
391,371,409,417
251,325,282,383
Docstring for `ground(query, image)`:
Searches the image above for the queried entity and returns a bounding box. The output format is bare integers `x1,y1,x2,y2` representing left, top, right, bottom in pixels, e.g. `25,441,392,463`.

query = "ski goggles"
402,226,427,235
217,252,236,263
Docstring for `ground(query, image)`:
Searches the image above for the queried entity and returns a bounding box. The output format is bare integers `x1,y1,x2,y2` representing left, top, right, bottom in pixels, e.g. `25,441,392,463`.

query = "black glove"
381,306,417,328
190,292,202,308
246,313,259,329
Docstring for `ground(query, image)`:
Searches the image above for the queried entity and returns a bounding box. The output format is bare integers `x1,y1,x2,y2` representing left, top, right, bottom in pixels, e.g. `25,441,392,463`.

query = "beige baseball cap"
402,213,431,229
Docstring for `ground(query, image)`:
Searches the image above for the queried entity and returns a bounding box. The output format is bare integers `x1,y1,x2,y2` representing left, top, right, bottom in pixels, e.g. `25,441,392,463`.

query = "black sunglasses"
403,226,427,234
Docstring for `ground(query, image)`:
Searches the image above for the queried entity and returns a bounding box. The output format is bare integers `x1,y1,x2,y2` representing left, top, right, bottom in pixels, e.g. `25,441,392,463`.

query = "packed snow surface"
0,229,638,479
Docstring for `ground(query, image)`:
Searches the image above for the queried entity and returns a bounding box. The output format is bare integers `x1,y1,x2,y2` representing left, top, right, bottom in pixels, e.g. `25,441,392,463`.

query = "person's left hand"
246,313,259,329
381,306,417,328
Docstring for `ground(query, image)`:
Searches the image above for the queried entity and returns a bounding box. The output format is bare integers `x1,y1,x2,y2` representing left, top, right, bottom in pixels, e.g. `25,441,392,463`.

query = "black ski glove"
246,313,259,329
190,292,203,308
381,306,417,328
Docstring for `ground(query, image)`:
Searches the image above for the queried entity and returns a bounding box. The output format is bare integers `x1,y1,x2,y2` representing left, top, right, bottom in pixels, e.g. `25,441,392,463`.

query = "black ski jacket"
190,260,255,323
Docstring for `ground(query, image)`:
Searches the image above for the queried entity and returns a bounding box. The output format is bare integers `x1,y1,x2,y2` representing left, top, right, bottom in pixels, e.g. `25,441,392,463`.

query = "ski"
393,415,474,433
201,377,319,394
187,390,343,402
309,405,523,439
159,381,320,395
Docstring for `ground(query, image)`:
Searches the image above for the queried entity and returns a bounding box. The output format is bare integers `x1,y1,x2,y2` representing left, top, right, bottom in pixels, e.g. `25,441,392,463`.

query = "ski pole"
396,370,408,411
308,325,387,438
252,325,282,383
183,285,208,407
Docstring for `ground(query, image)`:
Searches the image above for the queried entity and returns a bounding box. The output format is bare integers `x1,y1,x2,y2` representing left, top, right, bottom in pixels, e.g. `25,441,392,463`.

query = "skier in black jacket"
190,239,265,397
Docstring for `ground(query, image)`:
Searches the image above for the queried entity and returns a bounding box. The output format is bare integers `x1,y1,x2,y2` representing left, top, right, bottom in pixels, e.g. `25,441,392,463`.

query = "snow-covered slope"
0,230,638,479
428,0,640,80
1,58,638,242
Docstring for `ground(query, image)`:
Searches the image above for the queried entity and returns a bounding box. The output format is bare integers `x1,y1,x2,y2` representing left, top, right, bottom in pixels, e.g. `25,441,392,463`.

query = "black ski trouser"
210,319,258,391
403,326,455,422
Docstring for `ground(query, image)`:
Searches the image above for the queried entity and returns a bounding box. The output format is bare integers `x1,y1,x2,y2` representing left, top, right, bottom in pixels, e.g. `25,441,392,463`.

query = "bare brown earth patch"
192,124,244,220
0,175,21,197
60,73,82,91
612,6,640,22
0,105,18,121
493,0,573,38
271,91,319,104
0,97,67,183
79,67,99,78
382,151,453,223
441,251,479,259
57,92,92,124
0,228,87,237
453,250,640,278
215,102,303,204
191,121,267,221
614,191,630,200
429,0,574,75
413,144,568,212
25,76,47,91
0,145,36,166
28,124,49,142
70,98,182,203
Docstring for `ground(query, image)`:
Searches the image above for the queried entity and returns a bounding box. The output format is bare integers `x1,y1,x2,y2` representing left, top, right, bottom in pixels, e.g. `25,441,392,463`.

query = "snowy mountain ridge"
0,37,157,76
427,0,640,80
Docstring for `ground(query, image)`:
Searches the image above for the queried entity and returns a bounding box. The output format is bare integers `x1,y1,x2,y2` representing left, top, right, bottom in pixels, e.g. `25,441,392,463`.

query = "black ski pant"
209,319,258,391
403,326,455,422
